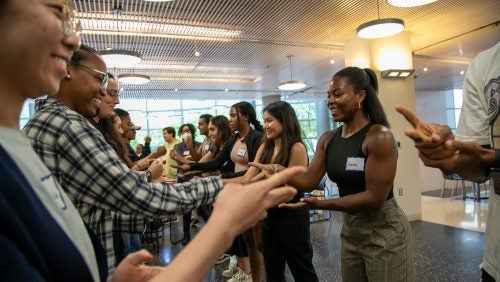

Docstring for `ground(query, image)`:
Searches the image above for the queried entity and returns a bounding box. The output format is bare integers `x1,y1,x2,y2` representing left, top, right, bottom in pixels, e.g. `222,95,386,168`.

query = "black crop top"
326,123,394,199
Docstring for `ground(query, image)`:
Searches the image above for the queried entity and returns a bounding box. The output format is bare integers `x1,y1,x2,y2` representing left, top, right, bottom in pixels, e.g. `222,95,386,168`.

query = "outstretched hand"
177,170,203,178
148,159,164,179
170,163,191,171
248,162,286,182
395,105,455,160
279,196,322,209
213,166,305,236
109,249,162,282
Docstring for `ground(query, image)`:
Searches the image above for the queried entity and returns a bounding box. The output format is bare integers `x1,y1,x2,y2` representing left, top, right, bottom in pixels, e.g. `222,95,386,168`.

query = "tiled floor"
421,194,489,232
144,193,490,281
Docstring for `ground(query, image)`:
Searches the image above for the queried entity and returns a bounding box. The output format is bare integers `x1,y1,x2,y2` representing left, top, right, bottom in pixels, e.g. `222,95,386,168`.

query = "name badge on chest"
183,150,190,156
204,144,210,151
346,157,365,171
237,148,247,157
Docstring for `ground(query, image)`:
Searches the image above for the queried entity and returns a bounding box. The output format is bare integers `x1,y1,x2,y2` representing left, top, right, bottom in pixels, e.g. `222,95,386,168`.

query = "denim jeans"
121,232,142,256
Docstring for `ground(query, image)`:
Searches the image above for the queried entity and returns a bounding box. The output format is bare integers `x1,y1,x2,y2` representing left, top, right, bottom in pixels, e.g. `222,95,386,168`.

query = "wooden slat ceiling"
73,0,500,100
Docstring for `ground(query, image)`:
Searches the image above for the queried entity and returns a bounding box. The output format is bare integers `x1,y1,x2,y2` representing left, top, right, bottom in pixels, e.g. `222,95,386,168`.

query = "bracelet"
145,169,152,182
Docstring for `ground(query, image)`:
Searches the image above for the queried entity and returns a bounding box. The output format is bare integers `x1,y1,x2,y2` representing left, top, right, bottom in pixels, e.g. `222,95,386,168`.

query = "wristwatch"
145,169,152,182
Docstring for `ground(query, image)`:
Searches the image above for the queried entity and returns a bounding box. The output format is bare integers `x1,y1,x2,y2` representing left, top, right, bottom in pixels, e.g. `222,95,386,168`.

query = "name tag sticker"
183,150,190,156
237,148,247,157
204,144,210,151
346,157,365,171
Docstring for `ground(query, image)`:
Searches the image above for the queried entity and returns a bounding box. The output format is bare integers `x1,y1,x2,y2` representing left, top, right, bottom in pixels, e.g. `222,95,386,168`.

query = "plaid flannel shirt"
22,98,223,274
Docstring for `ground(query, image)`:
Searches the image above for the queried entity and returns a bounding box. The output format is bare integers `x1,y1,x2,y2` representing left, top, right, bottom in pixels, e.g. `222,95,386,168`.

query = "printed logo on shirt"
486,75,500,125
345,157,365,171
40,174,67,210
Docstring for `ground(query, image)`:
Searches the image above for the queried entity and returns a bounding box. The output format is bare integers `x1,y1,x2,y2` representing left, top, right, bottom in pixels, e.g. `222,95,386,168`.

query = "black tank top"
326,122,394,199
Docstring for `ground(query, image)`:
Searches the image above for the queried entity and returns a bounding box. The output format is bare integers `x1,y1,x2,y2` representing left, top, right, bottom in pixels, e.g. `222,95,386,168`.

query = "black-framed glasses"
107,89,120,99
62,1,82,42
72,64,109,90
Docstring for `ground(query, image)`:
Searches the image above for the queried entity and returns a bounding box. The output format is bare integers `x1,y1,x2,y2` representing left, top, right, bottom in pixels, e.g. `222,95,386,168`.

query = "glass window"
17,97,323,155
445,89,463,131
19,100,34,129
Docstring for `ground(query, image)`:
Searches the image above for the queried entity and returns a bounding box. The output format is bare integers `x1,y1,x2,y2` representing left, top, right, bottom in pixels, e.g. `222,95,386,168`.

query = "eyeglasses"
72,64,109,90
62,1,82,43
106,89,120,99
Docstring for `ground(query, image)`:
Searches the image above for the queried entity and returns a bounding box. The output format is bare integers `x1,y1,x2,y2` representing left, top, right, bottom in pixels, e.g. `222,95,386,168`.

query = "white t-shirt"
456,42,500,144
455,41,500,280
0,126,100,281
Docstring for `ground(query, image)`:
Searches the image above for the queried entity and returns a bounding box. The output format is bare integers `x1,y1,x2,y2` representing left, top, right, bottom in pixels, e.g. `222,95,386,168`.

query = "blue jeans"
121,232,142,256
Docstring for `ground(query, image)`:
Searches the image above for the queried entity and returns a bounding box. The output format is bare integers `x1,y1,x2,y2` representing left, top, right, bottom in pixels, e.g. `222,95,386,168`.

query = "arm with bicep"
149,167,303,282
310,125,397,212
282,131,333,191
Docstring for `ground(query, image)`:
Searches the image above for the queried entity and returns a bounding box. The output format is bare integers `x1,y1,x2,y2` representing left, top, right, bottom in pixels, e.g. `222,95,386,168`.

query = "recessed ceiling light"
278,55,307,91
387,0,438,7
357,18,405,39
100,49,142,68
118,74,151,84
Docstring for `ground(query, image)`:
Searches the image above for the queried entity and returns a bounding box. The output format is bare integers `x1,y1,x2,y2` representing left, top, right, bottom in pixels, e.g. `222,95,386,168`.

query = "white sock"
229,255,237,265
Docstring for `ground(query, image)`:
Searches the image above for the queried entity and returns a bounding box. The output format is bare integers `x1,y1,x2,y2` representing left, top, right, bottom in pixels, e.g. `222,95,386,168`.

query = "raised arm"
57,122,223,217
150,146,166,159
150,166,303,282
190,135,236,172
292,126,397,212
184,134,203,162
282,131,333,191
396,105,494,182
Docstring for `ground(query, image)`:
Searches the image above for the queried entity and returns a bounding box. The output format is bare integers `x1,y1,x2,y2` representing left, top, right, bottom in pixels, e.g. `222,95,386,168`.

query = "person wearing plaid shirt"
22,45,223,274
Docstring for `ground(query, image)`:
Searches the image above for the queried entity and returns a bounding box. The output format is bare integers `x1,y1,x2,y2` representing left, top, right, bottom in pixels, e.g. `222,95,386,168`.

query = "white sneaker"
222,264,241,278
228,271,252,282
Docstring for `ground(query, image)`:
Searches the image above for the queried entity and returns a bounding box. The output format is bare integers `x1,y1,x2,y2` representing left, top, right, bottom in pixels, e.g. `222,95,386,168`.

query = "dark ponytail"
333,67,389,128
231,101,263,132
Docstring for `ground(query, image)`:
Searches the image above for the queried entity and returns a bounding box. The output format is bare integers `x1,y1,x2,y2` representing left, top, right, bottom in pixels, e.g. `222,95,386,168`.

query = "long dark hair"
231,101,263,132
209,115,231,154
97,114,133,168
259,101,304,167
334,66,390,127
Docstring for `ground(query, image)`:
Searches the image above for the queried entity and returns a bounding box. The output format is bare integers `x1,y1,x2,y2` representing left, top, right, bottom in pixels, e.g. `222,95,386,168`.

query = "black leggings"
262,207,318,282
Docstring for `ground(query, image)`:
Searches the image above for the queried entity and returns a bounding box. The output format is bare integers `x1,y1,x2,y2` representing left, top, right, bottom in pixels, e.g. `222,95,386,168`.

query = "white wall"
415,90,451,192
379,75,423,220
